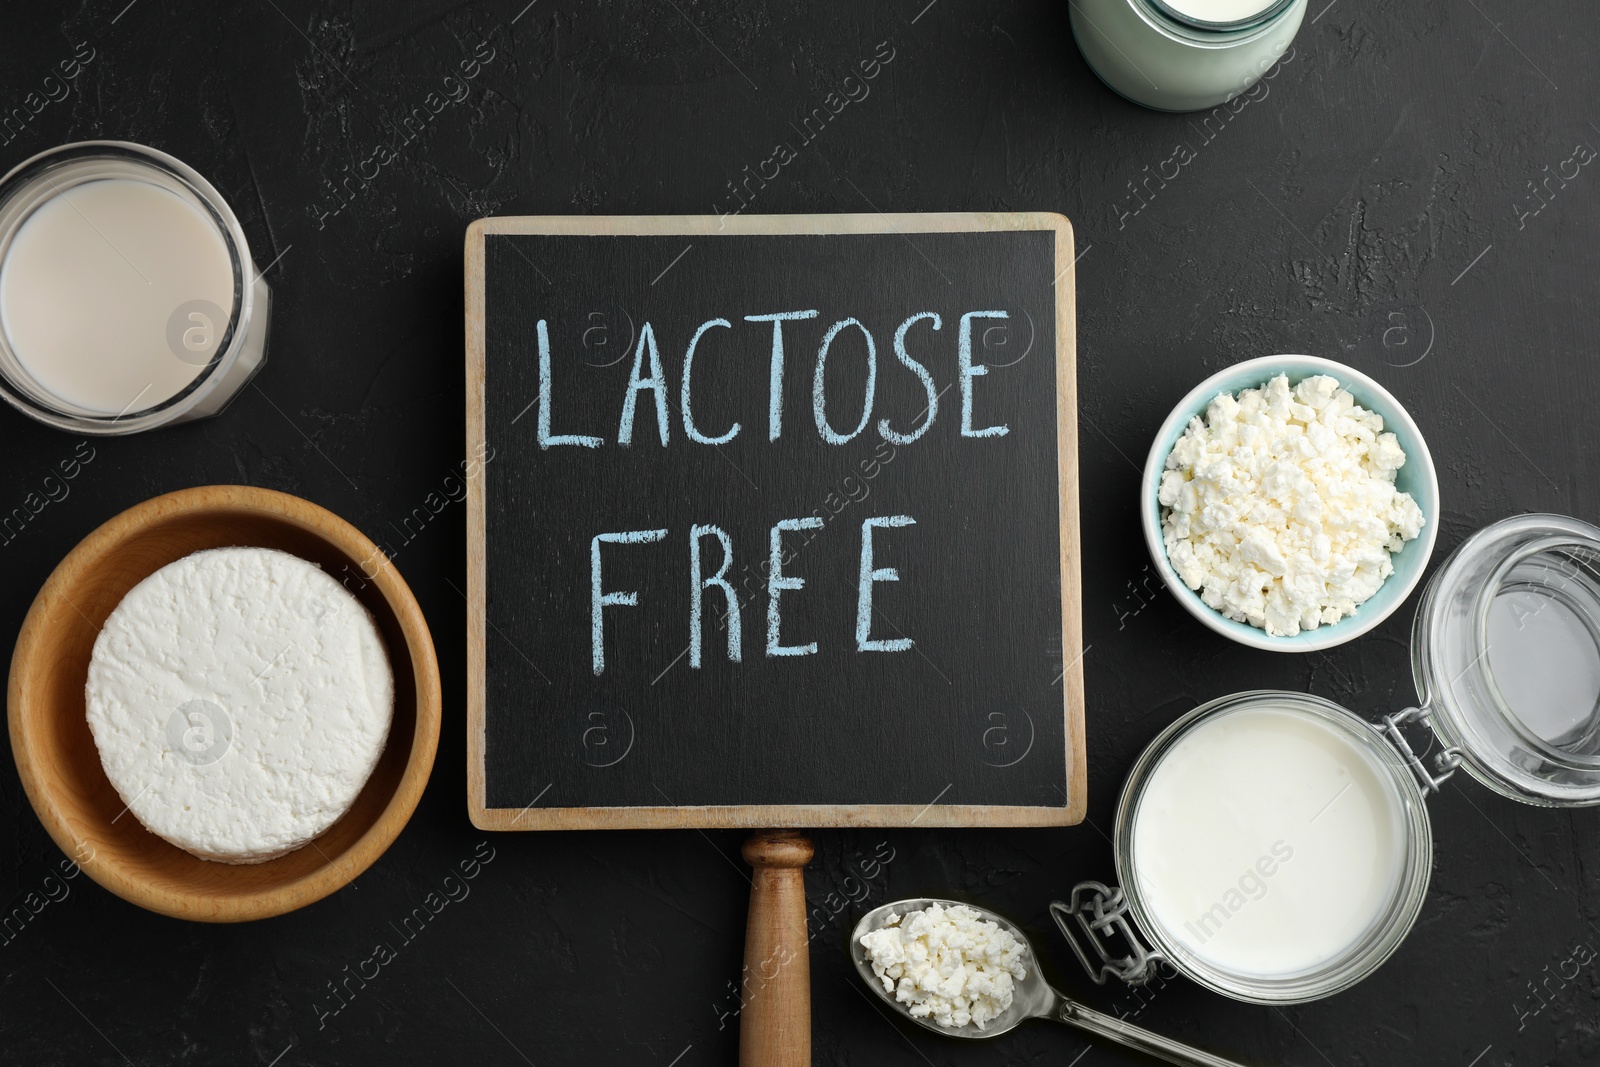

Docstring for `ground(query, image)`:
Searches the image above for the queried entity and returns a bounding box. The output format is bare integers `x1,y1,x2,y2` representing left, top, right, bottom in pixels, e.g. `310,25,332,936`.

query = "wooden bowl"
7,485,441,921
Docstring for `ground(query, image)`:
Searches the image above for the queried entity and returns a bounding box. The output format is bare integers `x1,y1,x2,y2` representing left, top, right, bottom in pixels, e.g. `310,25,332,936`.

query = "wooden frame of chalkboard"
465,212,1084,830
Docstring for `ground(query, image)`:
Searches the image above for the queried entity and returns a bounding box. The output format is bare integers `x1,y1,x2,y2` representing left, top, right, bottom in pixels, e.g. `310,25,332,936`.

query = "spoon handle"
1054,999,1250,1067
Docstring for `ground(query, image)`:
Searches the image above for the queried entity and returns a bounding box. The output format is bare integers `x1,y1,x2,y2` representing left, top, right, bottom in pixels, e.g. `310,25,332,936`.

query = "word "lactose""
535,309,1015,448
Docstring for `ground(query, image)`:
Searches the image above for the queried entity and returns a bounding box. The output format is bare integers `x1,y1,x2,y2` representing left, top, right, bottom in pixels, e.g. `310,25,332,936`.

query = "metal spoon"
850,899,1249,1067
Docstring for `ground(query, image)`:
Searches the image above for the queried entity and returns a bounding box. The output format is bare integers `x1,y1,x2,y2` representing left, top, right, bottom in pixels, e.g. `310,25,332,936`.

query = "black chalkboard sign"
466,214,1083,829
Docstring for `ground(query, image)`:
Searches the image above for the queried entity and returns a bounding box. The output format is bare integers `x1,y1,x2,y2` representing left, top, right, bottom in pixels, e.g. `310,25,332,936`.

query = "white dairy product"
1131,704,1406,978
86,547,393,864
1159,373,1425,637
1160,0,1278,22
0,177,234,414
857,903,1027,1030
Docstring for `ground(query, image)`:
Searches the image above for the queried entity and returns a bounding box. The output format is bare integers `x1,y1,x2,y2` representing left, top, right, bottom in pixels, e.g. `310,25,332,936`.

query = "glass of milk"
1069,0,1306,112
1054,514,1600,1005
0,141,270,434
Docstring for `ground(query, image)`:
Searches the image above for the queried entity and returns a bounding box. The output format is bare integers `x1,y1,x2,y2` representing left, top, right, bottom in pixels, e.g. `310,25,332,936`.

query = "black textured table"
3,3,1596,1065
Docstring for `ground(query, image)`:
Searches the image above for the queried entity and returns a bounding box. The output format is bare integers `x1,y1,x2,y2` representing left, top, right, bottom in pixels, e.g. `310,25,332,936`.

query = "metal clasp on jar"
1051,882,1166,987
1373,706,1462,795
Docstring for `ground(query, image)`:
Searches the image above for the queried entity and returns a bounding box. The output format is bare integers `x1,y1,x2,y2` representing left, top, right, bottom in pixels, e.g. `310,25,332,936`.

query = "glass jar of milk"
1056,513,1600,1004
0,141,270,434
1069,0,1306,112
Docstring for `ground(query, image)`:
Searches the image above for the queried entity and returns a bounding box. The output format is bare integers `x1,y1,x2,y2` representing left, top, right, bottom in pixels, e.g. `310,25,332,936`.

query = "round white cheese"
86,546,394,864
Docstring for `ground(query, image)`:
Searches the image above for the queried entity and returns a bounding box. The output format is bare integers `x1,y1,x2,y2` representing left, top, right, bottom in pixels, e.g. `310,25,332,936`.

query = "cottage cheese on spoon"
86,547,394,863
858,903,1028,1031
1159,373,1424,637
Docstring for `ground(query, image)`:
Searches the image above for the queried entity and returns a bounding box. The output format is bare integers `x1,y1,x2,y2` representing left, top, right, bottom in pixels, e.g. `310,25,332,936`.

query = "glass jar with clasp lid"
1054,513,1600,1004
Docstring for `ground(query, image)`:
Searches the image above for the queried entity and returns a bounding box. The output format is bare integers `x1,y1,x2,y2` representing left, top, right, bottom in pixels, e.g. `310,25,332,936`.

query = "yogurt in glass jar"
1055,514,1600,1005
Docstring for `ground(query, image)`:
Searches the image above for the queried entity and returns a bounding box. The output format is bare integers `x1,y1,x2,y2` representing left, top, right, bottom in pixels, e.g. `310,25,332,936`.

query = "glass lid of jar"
1409,513,1600,806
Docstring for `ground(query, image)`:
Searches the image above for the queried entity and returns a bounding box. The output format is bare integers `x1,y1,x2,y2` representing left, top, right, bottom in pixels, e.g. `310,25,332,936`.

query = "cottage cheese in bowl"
85,546,394,863
1158,372,1425,639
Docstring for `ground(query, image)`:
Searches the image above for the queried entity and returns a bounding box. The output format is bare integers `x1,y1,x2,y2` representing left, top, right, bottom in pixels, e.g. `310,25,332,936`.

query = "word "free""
591,515,916,674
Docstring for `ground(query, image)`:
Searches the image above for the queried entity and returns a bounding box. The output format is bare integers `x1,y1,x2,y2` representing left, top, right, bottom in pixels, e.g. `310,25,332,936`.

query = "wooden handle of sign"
739,830,813,1067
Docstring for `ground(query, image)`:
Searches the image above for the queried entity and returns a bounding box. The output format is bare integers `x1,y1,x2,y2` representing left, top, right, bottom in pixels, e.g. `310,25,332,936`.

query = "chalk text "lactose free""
533,309,1017,675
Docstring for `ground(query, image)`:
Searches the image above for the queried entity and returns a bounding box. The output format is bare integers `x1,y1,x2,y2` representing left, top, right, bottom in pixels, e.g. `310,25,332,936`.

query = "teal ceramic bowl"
1141,355,1439,652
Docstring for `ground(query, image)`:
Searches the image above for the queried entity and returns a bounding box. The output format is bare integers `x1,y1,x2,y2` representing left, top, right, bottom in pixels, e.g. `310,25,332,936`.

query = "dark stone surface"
1,2,1596,1065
